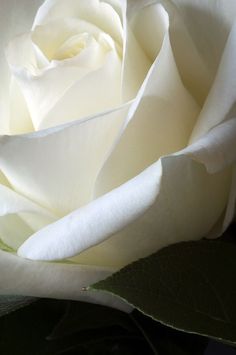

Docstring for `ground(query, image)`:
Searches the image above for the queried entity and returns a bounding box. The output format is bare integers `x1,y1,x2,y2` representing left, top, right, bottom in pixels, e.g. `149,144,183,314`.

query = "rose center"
53,32,92,60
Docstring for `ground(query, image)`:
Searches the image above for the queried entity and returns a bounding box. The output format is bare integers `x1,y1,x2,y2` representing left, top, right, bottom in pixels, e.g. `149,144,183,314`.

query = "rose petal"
0,0,43,134
18,153,231,266
33,0,123,45
121,0,153,101
180,118,236,236
8,78,34,134
0,215,33,250
0,183,56,218
190,23,236,142
17,6,203,264
95,31,199,196
17,159,162,261
163,1,211,105
181,118,236,174
31,17,107,60
72,159,230,268
17,79,235,263
0,183,56,249
173,0,236,79
0,102,130,217
6,21,122,129
130,3,169,62
37,50,122,130
0,250,130,312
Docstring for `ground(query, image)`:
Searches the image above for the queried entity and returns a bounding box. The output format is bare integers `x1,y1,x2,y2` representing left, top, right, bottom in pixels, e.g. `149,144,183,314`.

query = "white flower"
0,0,235,309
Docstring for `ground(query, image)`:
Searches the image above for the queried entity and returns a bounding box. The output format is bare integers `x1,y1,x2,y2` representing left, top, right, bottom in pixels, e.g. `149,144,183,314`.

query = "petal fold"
190,23,236,142
0,0,43,134
0,103,130,216
18,160,162,260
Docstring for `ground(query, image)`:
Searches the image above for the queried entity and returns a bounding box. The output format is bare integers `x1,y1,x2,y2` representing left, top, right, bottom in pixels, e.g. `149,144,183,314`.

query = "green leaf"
91,240,236,345
0,295,37,317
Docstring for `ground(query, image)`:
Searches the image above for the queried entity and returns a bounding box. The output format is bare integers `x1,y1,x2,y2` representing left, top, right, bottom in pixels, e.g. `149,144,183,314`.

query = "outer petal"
180,118,236,234
0,250,130,312
18,147,232,266
181,118,236,175
172,0,236,79
190,23,236,142
0,0,43,134
18,160,162,260
163,0,211,105
0,183,56,249
0,103,130,216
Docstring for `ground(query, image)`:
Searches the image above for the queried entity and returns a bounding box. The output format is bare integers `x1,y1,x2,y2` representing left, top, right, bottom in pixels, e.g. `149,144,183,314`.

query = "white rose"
0,0,235,308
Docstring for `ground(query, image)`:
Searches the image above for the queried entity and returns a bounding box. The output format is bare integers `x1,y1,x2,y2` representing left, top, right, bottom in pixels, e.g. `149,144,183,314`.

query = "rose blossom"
0,0,235,308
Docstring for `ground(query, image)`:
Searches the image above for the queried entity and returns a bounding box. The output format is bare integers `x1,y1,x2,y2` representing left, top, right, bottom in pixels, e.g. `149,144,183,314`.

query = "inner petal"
94,33,199,197
131,3,169,62
31,17,104,60
53,32,95,60
33,0,123,46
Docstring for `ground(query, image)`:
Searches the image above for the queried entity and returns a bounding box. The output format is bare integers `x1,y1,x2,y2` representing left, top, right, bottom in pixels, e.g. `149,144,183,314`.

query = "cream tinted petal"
106,0,122,18
8,78,34,134
178,118,236,236
84,156,230,268
180,118,236,174
172,0,236,79
0,102,130,217
6,33,40,71
0,211,57,250
0,0,43,134
6,33,92,129
33,0,123,45
121,1,151,101
32,18,103,60
6,30,122,130
0,250,130,312
130,3,169,62
15,63,89,130
0,183,56,249
95,32,199,195
18,154,231,267
163,0,211,105
18,160,162,260
6,30,49,77
190,23,236,142
38,50,122,129
0,171,10,187
0,183,55,218
0,214,33,250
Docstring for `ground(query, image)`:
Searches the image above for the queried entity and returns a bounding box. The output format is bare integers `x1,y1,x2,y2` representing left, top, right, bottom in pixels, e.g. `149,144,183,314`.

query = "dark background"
0,299,235,355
